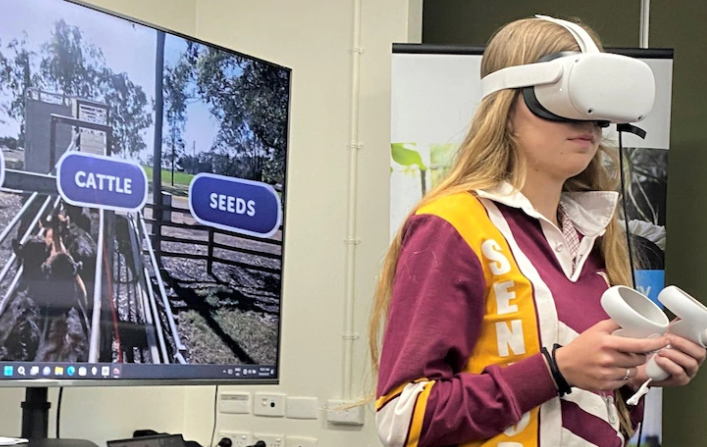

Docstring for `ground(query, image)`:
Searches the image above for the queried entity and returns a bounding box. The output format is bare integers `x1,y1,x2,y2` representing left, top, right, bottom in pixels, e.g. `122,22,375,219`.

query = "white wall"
78,0,197,35
0,1,419,446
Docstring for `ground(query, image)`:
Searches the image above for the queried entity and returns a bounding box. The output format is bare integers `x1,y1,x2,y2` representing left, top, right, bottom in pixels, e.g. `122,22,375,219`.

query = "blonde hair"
369,16,636,438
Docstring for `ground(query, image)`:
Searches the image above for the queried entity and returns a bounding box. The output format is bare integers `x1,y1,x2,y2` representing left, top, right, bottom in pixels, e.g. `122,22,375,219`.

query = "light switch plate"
286,396,318,419
219,392,251,414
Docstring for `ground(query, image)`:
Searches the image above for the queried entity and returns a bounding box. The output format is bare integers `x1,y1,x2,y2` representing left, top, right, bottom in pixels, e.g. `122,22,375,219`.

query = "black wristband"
551,343,572,396
540,347,559,393
541,344,572,397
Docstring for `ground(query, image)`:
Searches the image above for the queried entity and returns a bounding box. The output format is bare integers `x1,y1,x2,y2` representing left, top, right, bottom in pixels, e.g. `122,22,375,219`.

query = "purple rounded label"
189,173,281,238
57,152,147,212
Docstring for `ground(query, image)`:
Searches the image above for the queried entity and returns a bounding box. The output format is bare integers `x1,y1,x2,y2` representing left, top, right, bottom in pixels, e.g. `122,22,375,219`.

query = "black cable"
618,129,643,447
209,385,219,447
618,130,636,289
56,387,64,439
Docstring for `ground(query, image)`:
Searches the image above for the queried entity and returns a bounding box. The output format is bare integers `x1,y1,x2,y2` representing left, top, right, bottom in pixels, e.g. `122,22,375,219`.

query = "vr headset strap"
480,62,563,98
535,15,600,53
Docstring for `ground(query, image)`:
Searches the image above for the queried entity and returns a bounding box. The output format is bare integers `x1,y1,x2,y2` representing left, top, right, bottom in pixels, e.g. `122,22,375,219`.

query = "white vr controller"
601,285,707,382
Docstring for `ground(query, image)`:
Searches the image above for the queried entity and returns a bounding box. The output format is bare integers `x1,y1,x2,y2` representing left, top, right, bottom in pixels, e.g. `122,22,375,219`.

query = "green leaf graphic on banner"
391,143,427,171
430,143,457,167
428,143,458,189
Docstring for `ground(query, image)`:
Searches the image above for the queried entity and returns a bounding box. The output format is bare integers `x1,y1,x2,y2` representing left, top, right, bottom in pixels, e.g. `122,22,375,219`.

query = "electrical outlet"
285,436,317,447
253,392,286,417
253,433,284,447
217,430,252,447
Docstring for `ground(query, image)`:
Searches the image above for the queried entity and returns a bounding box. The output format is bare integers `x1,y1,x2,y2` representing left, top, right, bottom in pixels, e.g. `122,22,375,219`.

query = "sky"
0,0,224,164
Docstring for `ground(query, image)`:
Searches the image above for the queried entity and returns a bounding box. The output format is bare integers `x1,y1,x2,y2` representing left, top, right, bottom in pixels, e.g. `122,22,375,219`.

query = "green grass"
143,166,195,187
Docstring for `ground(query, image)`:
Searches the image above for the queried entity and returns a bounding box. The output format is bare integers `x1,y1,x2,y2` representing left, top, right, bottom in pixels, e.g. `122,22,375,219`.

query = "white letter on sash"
494,280,517,315
496,320,525,357
481,239,511,275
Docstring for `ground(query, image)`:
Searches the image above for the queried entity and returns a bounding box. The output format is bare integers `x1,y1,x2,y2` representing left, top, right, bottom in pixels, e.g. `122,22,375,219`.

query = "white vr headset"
480,15,656,127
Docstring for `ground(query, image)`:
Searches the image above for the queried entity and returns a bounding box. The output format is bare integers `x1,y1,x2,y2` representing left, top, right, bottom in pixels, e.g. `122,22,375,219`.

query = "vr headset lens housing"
480,15,656,126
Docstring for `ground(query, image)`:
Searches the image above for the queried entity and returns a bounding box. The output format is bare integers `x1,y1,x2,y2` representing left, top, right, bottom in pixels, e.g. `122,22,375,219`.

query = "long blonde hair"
369,16,636,438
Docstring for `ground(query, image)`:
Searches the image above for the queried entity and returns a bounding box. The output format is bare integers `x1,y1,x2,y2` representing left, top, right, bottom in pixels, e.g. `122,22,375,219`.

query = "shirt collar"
475,181,619,237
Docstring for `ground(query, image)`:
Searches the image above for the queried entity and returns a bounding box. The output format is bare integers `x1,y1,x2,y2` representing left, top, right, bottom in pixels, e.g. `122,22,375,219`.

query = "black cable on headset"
618,130,636,289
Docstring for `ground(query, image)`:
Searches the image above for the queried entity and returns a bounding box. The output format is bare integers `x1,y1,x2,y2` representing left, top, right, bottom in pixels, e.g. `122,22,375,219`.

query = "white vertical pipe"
342,0,363,400
640,0,650,48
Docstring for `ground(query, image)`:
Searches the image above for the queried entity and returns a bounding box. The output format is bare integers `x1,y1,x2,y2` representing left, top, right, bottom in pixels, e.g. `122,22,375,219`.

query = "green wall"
423,1,707,445
423,1,639,48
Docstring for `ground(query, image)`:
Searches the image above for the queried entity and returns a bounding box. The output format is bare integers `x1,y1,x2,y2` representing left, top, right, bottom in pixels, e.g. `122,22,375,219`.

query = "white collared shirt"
475,182,619,282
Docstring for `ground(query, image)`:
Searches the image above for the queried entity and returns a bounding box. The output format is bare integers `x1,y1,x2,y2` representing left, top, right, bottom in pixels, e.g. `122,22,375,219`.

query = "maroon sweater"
376,190,643,447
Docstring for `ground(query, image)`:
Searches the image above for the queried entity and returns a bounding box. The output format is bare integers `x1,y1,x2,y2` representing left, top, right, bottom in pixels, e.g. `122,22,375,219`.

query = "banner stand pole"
640,0,650,48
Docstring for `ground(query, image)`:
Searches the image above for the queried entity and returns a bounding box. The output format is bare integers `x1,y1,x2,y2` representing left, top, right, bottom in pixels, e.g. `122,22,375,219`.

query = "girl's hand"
555,319,669,392
628,331,707,389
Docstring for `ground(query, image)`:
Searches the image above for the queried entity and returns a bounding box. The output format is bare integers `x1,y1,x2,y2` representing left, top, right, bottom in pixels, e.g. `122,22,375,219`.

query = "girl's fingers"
658,348,699,378
666,335,707,366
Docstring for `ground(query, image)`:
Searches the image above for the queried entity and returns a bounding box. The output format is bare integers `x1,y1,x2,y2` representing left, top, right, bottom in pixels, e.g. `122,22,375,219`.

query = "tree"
235,60,289,185
163,135,185,172
181,153,212,174
39,20,103,99
38,20,152,156
208,132,268,180
194,48,290,185
0,35,43,146
163,55,193,183
99,69,152,155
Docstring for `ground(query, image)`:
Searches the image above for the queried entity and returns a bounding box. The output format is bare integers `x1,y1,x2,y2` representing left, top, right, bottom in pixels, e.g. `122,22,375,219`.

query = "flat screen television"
0,0,291,442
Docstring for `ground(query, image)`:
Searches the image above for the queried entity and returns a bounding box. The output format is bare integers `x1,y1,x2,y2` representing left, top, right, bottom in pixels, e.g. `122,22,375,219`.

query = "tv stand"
21,387,99,447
